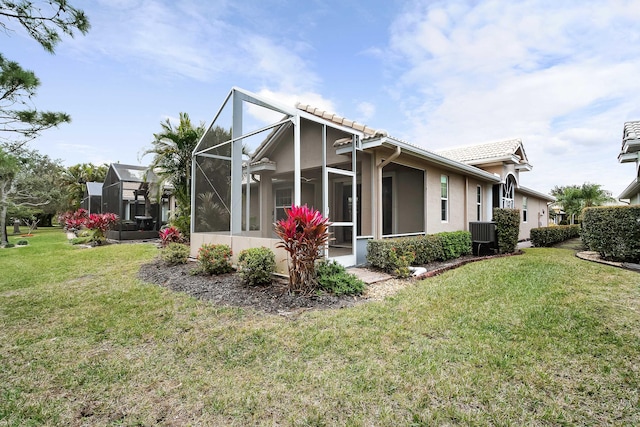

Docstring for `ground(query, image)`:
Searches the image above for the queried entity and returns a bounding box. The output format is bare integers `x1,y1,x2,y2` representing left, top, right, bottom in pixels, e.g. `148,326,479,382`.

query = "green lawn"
1,228,639,426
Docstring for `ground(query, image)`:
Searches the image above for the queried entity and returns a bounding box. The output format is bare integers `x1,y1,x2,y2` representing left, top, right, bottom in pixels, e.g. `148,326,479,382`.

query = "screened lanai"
191,87,373,271
81,181,103,214
102,164,169,240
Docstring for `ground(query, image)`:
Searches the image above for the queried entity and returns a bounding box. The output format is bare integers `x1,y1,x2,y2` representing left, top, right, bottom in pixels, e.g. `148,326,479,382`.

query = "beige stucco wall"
514,191,550,240
190,232,290,275
425,166,468,234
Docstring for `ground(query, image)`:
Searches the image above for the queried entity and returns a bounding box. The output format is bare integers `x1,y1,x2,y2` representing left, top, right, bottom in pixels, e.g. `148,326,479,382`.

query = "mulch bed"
138,261,363,316
138,250,516,315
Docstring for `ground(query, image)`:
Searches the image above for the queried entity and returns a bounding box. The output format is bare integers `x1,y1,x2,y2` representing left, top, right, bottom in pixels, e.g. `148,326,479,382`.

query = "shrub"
197,243,233,275
85,212,118,243
59,209,118,244
315,260,365,296
439,231,472,259
161,243,190,265
274,205,330,294
237,247,276,286
16,239,29,246
58,209,89,231
367,231,472,274
159,226,184,246
388,246,415,278
582,206,640,262
530,225,580,247
493,208,520,253
172,213,191,240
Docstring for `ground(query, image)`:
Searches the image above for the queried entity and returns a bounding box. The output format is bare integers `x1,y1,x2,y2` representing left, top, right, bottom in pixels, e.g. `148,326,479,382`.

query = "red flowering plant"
274,204,331,294
159,226,184,246
85,212,119,243
59,208,89,232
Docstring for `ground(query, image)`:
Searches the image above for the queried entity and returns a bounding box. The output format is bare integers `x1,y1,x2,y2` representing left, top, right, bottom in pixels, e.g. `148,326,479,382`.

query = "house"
618,121,640,204
102,163,173,240
81,181,103,214
190,87,554,273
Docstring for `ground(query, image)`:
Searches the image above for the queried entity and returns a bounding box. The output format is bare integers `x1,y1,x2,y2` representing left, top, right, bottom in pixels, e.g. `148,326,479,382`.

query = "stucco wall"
190,233,290,275
514,191,550,240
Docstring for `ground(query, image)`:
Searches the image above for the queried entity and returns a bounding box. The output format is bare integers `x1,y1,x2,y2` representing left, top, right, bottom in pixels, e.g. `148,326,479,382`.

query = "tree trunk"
0,179,9,246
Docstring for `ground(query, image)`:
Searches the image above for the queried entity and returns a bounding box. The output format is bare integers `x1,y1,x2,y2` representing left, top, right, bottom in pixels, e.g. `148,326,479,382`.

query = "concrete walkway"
347,267,393,284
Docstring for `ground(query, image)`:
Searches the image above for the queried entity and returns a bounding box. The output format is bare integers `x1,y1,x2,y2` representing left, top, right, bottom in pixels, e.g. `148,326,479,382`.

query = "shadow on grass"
552,237,585,252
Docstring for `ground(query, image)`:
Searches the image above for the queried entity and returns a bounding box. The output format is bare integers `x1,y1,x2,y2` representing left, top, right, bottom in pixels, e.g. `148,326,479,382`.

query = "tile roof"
436,139,525,164
623,121,640,142
296,103,379,137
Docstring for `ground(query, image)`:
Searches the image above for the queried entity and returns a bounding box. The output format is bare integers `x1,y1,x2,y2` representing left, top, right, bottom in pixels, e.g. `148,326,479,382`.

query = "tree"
0,0,89,148
141,113,206,235
0,146,63,245
0,147,20,245
60,163,107,211
579,182,614,208
551,182,614,224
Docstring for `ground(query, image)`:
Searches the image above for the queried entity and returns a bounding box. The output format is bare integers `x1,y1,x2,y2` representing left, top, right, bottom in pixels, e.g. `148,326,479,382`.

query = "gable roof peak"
436,138,529,166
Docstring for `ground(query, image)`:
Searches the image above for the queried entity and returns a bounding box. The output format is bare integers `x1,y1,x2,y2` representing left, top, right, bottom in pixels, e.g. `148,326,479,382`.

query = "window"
274,188,292,222
440,175,448,221
502,175,515,208
476,185,482,221
522,196,528,222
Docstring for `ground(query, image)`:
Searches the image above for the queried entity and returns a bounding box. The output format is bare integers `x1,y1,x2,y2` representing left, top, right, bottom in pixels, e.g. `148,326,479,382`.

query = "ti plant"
274,205,331,294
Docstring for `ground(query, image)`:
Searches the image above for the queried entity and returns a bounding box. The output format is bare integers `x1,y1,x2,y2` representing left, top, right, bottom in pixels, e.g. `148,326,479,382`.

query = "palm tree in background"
61,163,107,211
551,182,614,224
141,113,205,235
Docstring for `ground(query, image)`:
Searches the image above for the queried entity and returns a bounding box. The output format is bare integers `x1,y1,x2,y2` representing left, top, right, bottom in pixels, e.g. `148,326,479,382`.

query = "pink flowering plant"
159,226,184,246
59,209,118,244
59,208,89,231
274,204,331,294
85,212,119,243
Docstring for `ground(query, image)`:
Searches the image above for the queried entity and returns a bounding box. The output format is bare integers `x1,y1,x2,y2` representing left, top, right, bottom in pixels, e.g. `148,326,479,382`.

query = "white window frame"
522,196,528,223
441,175,449,222
502,175,515,208
274,187,292,223
476,185,482,221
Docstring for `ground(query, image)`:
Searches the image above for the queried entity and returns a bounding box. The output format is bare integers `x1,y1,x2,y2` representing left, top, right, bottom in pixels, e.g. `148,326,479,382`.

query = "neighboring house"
102,163,173,240
618,121,640,204
81,181,103,214
190,87,553,272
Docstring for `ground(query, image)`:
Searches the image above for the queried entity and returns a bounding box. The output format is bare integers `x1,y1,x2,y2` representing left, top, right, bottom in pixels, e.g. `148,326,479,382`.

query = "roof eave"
618,177,640,200
517,185,555,202
362,137,501,183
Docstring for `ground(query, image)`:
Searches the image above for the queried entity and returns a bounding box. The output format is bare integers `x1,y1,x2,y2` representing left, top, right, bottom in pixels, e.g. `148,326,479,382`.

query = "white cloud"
383,0,640,194
356,102,376,123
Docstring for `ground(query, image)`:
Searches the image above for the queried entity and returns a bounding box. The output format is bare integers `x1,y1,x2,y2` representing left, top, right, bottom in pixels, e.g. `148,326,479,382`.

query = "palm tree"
580,182,614,208
141,113,205,234
551,183,614,224
60,163,107,211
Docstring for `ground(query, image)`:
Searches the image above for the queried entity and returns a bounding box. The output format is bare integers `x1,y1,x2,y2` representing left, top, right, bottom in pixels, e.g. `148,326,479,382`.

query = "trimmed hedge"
493,208,520,254
582,205,640,262
530,225,580,247
367,230,472,273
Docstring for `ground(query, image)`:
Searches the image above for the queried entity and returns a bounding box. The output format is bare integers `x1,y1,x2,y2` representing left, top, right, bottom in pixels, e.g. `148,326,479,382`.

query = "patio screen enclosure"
81,182,103,214
102,164,166,240
191,88,361,267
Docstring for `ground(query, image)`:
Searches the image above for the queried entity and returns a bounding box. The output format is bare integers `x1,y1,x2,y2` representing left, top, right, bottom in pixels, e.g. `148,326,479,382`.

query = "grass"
1,228,639,425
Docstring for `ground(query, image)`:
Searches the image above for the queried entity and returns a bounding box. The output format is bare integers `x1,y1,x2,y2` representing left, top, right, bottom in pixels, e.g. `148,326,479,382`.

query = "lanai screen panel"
193,125,232,233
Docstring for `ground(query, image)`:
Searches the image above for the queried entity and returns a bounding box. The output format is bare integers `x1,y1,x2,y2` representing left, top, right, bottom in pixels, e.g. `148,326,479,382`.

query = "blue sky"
4,0,640,197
